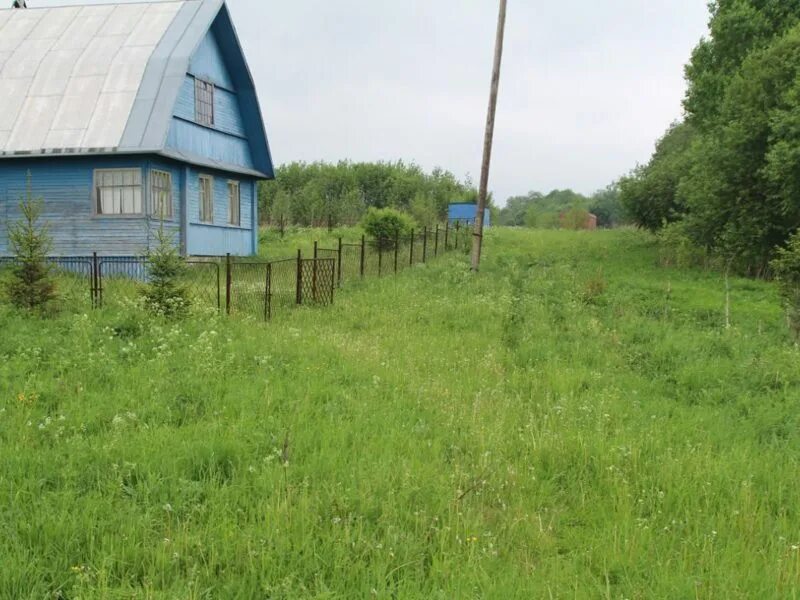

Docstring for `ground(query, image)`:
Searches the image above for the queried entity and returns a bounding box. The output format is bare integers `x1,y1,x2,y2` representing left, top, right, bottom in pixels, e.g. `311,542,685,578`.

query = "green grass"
1,228,799,598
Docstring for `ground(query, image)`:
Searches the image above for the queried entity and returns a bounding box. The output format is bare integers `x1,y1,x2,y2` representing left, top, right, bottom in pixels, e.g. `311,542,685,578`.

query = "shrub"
361,207,416,245
770,230,800,340
142,227,191,319
561,208,592,230
5,178,57,312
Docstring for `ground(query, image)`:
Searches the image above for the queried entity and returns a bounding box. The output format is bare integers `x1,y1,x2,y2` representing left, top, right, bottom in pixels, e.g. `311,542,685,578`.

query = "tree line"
258,161,485,229
619,0,800,275
498,186,628,229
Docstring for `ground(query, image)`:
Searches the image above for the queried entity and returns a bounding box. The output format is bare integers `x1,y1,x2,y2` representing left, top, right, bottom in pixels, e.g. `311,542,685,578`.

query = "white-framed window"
94,168,142,215
199,174,214,223
150,170,173,220
195,78,215,127
228,180,240,226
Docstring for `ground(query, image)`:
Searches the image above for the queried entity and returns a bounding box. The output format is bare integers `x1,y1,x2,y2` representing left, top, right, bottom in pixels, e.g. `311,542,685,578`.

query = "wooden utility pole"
471,0,507,272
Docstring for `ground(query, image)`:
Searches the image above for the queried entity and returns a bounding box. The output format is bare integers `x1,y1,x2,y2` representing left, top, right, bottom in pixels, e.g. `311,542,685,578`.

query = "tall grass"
1,228,798,598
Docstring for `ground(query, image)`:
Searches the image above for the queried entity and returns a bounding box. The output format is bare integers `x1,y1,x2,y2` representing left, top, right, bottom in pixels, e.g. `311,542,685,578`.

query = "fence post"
264,262,271,321
225,253,232,315
296,249,302,305
455,221,460,249
445,221,450,251
337,237,343,287
360,235,366,278
92,251,99,308
312,241,318,302
422,227,428,263
394,231,399,273
409,229,415,265
434,225,439,257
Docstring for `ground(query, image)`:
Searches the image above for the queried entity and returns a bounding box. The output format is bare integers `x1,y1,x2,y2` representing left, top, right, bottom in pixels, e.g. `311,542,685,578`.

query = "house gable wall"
165,25,255,171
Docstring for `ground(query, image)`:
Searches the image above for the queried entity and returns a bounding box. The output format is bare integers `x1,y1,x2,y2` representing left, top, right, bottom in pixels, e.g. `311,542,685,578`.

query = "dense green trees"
621,0,800,274
259,161,477,228
499,187,627,229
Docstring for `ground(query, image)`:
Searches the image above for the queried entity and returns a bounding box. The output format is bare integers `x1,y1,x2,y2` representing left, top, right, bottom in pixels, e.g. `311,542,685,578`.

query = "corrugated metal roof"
0,1,192,155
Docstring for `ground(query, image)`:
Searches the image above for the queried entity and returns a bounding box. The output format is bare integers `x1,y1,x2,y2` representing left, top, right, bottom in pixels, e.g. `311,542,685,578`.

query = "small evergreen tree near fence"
142,226,191,319
5,175,56,312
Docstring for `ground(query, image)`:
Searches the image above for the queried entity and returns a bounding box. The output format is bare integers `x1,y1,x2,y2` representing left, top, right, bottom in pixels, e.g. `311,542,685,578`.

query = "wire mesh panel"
267,258,298,315
340,243,362,283
184,261,221,313
98,258,150,309
0,256,93,309
316,247,338,284
298,258,335,306
229,261,269,318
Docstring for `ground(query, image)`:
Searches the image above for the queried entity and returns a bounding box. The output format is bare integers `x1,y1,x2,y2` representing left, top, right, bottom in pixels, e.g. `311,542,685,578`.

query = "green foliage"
560,207,592,230
259,161,481,228
2,228,799,597
619,122,696,232
5,178,56,312
360,207,415,242
409,192,439,229
588,184,628,228
770,229,800,338
142,227,191,319
623,2,800,273
502,189,590,229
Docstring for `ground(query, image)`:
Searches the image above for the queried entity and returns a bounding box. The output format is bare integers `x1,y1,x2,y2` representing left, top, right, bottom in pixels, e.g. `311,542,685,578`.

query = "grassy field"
1,227,799,598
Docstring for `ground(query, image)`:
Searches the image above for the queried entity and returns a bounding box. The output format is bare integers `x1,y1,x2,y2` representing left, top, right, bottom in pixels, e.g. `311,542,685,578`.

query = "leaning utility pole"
471,0,507,272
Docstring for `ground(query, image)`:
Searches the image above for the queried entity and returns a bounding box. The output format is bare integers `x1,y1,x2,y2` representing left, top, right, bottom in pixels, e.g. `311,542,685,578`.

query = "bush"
770,231,800,340
142,227,191,319
5,178,57,312
361,207,416,244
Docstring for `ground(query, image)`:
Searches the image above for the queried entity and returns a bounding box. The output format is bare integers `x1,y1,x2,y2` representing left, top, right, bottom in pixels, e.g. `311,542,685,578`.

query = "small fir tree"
5,176,56,311
142,226,191,318
770,231,800,340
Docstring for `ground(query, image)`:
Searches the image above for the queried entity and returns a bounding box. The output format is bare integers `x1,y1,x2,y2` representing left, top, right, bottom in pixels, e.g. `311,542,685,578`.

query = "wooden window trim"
199,174,214,224
227,180,241,227
195,77,215,127
150,169,174,221
93,168,143,217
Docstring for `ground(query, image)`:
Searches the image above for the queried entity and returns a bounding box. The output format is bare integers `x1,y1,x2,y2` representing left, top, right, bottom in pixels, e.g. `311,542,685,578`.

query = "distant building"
0,0,274,257
448,203,491,227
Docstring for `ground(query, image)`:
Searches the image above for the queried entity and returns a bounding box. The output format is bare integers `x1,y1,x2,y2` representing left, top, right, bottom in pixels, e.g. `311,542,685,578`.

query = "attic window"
195,78,215,127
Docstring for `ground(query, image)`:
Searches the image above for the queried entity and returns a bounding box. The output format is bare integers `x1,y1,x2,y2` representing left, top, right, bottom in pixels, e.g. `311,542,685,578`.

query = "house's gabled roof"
0,0,273,178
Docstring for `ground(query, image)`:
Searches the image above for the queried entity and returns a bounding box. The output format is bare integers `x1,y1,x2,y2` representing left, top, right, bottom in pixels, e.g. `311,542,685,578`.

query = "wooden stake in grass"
471,0,508,272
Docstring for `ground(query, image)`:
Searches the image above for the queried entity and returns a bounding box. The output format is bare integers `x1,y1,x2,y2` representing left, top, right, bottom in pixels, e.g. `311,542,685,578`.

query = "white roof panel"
82,91,137,148
29,5,80,40
0,77,32,131
6,96,60,151
52,6,114,51
0,1,189,154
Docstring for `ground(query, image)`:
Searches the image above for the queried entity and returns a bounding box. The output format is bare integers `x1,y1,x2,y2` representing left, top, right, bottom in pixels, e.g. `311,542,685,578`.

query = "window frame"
150,169,174,220
93,168,143,217
227,180,241,227
195,77,215,127
199,174,215,224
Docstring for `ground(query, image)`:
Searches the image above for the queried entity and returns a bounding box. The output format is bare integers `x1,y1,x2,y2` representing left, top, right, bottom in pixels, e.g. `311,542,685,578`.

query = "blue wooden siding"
165,26,255,171
185,165,255,256
188,28,234,90
0,157,179,257
0,156,256,257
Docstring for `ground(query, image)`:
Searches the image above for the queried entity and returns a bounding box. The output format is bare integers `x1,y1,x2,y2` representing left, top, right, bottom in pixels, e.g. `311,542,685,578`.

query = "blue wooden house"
0,0,273,257
448,203,491,227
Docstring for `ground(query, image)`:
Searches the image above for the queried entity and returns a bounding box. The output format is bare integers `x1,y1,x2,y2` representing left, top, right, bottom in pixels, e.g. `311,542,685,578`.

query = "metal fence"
0,222,471,321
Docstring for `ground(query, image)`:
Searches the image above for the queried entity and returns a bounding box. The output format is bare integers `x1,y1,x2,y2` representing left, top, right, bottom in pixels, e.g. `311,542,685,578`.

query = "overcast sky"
30,0,711,204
